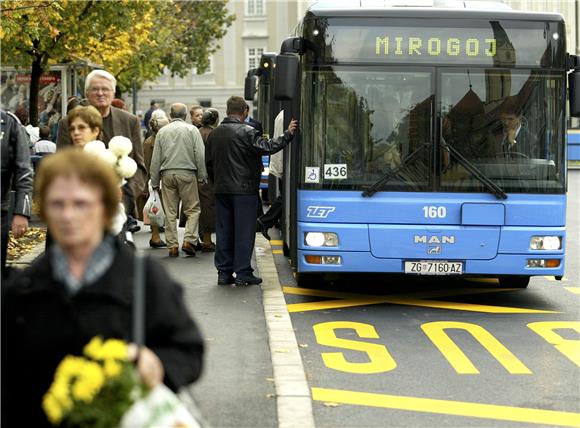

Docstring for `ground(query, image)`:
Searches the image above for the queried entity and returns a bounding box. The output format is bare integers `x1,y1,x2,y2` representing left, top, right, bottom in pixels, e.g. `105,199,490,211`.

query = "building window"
246,0,265,16
247,48,264,70
193,56,213,76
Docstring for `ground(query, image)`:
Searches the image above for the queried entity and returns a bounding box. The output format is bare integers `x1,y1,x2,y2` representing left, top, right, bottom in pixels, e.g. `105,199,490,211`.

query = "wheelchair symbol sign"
305,167,320,183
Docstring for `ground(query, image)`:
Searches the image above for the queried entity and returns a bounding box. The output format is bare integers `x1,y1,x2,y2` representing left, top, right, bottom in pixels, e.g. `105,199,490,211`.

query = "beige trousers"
161,173,200,248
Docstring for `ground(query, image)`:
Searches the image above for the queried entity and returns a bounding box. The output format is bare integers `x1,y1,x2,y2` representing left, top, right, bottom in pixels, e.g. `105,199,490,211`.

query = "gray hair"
170,103,188,120
85,70,117,95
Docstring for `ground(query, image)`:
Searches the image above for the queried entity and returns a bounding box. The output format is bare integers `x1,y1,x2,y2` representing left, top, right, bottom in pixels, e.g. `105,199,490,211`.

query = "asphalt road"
273,169,580,428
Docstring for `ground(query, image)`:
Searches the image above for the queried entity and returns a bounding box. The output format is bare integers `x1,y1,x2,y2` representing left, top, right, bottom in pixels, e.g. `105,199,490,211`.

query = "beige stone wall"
506,0,577,54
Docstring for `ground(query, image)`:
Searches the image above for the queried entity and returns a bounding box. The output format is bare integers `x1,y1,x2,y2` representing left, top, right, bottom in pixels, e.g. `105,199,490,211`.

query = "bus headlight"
304,232,339,247
530,236,562,250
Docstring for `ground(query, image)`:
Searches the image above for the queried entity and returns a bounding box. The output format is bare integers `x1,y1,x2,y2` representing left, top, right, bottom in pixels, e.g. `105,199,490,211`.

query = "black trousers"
214,194,258,277
259,177,283,229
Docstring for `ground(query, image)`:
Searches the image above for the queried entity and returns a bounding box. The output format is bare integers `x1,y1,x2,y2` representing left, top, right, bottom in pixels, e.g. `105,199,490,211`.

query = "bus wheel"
499,276,530,288
295,273,322,288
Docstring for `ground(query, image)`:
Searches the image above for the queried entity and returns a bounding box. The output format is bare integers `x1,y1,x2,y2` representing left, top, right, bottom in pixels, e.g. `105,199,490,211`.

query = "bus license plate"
404,261,463,275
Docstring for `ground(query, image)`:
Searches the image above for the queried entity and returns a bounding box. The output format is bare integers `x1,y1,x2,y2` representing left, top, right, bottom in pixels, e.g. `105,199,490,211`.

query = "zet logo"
306,206,336,218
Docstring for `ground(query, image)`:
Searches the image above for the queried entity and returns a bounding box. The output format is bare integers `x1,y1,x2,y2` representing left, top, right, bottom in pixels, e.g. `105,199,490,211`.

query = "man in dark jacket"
205,96,297,286
1,110,33,279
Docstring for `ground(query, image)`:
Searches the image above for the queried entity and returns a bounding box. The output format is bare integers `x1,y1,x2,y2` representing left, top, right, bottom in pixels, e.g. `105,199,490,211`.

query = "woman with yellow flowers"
1,149,204,427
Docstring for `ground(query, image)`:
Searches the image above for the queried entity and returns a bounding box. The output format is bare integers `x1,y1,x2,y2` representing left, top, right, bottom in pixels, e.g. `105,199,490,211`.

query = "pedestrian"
67,105,102,148
205,96,297,286
150,103,207,257
0,110,33,280
56,69,147,234
1,149,204,427
257,110,286,240
142,113,170,248
111,98,128,111
190,104,203,129
34,125,56,155
197,108,220,252
144,100,158,133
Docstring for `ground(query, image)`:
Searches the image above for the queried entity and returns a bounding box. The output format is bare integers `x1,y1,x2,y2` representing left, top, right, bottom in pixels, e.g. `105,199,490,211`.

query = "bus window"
301,69,432,191
440,70,565,194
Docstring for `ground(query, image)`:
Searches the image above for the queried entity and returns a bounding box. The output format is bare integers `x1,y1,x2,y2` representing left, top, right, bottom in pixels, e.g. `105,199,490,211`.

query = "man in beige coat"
56,70,147,232
150,103,207,257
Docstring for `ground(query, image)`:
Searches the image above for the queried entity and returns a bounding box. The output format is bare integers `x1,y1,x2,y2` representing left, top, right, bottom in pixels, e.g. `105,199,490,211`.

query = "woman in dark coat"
1,149,204,427
197,108,219,252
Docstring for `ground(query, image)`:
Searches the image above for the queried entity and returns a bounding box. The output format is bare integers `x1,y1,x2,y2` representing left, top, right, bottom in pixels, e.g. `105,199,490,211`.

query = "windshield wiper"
362,144,427,197
443,142,507,200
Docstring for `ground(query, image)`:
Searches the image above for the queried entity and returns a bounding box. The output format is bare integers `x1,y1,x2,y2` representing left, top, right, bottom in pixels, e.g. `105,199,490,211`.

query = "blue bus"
568,129,580,162
272,1,580,288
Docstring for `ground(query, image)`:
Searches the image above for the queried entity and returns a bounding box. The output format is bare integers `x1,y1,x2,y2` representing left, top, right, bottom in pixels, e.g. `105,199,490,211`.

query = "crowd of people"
1,67,297,426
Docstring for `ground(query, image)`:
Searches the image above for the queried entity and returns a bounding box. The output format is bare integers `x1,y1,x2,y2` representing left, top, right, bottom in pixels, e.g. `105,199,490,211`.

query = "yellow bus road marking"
283,287,557,314
311,387,580,427
270,240,284,246
564,287,580,295
272,249,284,254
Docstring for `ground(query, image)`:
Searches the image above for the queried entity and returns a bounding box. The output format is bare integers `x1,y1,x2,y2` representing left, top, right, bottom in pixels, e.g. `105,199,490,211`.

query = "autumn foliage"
1,0,234,123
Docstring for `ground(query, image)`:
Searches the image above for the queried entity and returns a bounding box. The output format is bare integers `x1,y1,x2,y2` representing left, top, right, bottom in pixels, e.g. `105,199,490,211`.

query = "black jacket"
205,117,293,194
1,240,204,427
1,110,32,216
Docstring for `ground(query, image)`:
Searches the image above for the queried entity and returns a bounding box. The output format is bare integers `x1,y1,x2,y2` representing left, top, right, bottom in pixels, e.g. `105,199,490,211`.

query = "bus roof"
307,0,564,22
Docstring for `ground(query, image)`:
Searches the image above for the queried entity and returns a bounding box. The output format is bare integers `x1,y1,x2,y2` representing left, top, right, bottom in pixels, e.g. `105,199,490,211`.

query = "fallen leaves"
7,227,46,261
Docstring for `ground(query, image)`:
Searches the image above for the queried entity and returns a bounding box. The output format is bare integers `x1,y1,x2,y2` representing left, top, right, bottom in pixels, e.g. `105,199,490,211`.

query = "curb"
255,235,315,428
7,240,45,269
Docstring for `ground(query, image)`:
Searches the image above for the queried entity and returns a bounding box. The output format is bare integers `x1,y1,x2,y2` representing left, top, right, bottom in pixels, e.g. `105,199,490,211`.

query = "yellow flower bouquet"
42,337,144,428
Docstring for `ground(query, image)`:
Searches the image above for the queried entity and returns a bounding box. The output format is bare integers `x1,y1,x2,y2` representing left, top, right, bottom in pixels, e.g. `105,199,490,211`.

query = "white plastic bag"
144,189,165,227
120,384,200,428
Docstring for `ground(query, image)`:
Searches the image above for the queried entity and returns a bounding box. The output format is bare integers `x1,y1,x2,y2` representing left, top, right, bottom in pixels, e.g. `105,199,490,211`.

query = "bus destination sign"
322,20,561,67
375,36,497,59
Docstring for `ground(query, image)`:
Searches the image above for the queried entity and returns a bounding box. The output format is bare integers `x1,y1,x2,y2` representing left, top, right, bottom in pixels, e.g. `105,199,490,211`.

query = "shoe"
194,242,203,251
257,219,271,241
149,239,167,248
181,241,196,256
201,242,216,252
128,224,141,233
217,273,235,285
235,274,263,286
168,247,179,257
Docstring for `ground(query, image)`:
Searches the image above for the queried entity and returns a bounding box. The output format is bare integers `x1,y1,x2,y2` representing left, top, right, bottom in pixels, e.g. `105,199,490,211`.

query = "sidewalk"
132,228,278,428
7,224,313,428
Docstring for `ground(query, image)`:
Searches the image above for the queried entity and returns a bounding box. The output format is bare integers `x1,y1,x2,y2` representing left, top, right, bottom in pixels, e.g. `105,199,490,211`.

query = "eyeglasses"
88,87,113,94
69,124,90,132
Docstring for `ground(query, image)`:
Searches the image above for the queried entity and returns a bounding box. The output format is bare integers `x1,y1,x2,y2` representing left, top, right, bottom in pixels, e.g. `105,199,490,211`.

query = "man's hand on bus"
287,119,299,135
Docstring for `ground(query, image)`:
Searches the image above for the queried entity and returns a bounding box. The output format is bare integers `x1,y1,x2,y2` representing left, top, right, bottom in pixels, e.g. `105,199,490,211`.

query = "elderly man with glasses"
56,70,147,233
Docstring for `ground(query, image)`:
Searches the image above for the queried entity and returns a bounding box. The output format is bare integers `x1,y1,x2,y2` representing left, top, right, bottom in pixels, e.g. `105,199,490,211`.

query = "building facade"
132,0,308,118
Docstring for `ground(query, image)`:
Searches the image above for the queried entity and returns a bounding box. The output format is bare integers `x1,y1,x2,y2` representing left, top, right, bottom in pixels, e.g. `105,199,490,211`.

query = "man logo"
414,235,455,244
306,206,336,218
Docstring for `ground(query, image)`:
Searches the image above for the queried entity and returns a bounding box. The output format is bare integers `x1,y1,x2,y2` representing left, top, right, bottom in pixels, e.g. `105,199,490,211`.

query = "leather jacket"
1,111,32,216
205,117,293,194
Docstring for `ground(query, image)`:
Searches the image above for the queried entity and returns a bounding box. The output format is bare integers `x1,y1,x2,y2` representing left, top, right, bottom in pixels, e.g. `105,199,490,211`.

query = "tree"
1,0,234,125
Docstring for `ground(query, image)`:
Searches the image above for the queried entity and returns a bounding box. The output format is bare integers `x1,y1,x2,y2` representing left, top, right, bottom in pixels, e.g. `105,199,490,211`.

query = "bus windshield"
300,67,565,194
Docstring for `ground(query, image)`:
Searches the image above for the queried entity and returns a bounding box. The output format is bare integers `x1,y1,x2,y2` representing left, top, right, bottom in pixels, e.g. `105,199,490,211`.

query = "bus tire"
499,275,530,288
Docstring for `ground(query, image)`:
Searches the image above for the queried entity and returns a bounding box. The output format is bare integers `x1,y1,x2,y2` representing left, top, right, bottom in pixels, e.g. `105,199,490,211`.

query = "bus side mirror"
274,54,298,101
570,71,580,117
244,75,257,101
